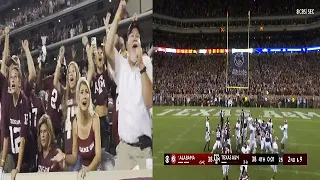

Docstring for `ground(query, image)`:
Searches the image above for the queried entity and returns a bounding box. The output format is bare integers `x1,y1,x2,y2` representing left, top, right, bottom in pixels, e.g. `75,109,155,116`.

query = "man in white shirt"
104,0,152,170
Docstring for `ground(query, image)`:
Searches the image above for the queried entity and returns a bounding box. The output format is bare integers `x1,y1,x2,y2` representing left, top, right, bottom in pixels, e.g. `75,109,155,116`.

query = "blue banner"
226,52,249,89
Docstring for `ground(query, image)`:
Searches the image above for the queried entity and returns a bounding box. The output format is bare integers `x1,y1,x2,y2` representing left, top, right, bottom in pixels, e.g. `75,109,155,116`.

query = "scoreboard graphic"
164,153,307,166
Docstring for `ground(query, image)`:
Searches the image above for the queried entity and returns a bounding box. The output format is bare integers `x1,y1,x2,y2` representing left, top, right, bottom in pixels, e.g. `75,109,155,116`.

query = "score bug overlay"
164,153,307,166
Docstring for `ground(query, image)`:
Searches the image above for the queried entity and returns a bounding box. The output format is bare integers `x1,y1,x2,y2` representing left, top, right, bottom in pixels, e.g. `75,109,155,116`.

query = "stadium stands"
0,0,86,30
153,53,320,108
154,0,320,18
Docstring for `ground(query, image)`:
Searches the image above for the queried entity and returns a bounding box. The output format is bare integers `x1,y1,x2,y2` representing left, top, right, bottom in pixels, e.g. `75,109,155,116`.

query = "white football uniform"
205,121,210,142
260,126,266,151
267,121,273,132
249,126,257,153
212,130,222,152
222,146,231,175
235,122,241,145
280,124,288,144
271,141,278,173
247,116,253,126
240,145,250,173
242,119,248,139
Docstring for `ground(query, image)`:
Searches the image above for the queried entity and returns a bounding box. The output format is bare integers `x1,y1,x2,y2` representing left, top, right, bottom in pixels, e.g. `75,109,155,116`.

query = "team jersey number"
32,108,38,128
51,89,58,109
9,126,21,154
65,106,75,140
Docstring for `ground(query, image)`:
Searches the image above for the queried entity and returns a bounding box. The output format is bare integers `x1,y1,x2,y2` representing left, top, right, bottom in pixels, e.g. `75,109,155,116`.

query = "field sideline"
153,106,320,180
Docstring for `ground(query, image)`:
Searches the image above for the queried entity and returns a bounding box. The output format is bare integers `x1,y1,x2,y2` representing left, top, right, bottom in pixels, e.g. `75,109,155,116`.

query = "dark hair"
127,20,141,38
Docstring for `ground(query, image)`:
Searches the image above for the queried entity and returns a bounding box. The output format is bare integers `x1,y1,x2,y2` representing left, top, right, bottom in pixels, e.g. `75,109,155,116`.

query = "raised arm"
53,46,65,94
1,27,9,76
21,40,36,82
104,0,126,70
82,36,95,85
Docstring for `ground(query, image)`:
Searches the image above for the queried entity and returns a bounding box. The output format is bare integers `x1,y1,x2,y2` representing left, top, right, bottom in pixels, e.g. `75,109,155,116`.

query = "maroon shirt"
78,121,95,167
2,91,29,165
38,146,61,172
62,89,76,154
24,79,45,134
91,70,110,106
0,72,10,151
0,72,9,103
42,76,62,131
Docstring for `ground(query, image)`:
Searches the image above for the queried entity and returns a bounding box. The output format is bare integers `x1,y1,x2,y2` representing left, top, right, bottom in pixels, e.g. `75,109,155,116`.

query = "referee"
104,0,152,170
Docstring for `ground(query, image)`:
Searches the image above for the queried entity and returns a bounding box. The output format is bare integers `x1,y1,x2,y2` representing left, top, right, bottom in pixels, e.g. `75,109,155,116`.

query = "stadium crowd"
0,0,152,179
153,53,320,108
154,31,313,49
154,0,320,18
0,0,84,30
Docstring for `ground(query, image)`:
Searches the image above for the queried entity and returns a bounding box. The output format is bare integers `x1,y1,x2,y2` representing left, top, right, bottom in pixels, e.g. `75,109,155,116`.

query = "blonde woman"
37,114,63,172
52,77,102,178
53,46,82,171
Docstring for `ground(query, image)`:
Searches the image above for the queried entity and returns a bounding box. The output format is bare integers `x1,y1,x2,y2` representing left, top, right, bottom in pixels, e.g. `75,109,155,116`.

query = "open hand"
132,13,138,22
51,148,64,163
59,46,65,58
82,36,88,47
80,167,88,179
21,40,29,50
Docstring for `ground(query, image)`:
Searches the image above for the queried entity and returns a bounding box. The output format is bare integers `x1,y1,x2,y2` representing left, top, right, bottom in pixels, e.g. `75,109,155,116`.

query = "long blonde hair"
37,114,56,152
76,77,95,119
62,61,80,123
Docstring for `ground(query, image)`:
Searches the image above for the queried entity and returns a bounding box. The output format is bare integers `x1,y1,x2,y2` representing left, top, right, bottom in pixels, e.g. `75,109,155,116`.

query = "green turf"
153,106,320,180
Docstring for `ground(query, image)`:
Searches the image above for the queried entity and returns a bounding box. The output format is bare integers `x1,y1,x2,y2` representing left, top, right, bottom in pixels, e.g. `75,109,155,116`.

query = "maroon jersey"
2,91,29,165
42,76,62,131
0,72,10,152
0,72,9,102
78,122,95,167
91,70,110,106
24,80,45,134
63,89,76,154
38,146,61,172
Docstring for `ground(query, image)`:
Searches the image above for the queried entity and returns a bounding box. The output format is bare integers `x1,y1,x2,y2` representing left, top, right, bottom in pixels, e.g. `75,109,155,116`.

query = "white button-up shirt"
115,51,153,143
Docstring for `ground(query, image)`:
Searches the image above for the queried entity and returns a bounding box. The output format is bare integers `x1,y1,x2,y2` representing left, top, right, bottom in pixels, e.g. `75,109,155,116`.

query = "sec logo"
234,53,244,68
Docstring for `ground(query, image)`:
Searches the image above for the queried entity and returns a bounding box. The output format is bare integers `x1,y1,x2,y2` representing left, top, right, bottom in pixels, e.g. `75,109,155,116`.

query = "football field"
153,106,320,180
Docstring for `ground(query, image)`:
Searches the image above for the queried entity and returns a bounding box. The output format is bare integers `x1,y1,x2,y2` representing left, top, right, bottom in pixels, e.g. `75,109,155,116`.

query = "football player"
267,118,274,133
222,142,231,180
280,120,288,153
235,119,241,152
271,137,279,180
242,115,248,144
240,141,250,174
220,110,224,129
239,166,250,180
248,123,257,154
203,117,210,152
211,125,222,153
264,129,273,153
